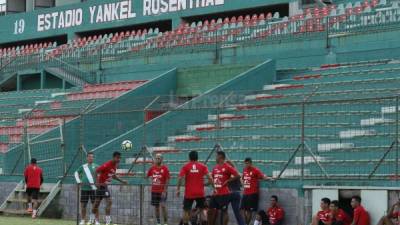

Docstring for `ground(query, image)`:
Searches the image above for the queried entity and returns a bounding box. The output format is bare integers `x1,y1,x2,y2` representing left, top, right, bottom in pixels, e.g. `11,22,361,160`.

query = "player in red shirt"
329,200,351,225
24,158,43,219
208,151,240,225
147,153,170,225
241,157,274,225
92,151,127,225
311,198,332,225
377,200,400,225
254,195,285,225
177,150,213,225
351,196,370,225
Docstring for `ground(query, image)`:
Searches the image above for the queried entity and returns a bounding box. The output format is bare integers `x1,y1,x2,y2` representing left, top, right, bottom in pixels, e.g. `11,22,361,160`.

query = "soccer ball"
121,140,133,151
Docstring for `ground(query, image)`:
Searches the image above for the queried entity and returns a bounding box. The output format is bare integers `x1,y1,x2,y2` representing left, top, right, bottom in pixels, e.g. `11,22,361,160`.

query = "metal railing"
1,6,400,81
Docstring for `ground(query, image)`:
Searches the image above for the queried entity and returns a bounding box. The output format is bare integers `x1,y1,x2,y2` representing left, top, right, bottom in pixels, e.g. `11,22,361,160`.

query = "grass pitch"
0,216,76,225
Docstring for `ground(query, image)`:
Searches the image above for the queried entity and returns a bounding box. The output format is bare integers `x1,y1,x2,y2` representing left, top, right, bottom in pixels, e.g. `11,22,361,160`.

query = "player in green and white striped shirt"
74,152,98,225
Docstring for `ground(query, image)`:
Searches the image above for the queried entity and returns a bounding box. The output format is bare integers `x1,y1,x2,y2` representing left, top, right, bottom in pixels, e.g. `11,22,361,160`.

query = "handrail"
46,54,96,84
0,56,19,74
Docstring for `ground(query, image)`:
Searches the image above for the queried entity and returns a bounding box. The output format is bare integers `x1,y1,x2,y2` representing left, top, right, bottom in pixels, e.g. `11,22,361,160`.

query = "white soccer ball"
121,140,133,151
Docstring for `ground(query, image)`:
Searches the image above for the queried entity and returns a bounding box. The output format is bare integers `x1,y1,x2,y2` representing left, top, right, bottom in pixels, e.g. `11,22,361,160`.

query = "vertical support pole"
139,184,144,225
76,184,80,225
141,108,147,225
216,100,221,142
24,119,29,169
99,45,103,71
79,114,84,165
60,118,66,175
301,102,305,182
40,70,45,89
326,16,330,49
396,96,399,178
143,109,147,179
25,120,31,162
17,74,21,91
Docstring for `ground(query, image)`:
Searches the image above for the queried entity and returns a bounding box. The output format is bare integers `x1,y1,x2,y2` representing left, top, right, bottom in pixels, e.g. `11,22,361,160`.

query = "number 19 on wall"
14,19,25,35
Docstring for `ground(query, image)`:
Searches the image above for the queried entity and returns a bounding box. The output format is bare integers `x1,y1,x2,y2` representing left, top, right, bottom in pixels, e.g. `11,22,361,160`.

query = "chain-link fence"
1,93,399,183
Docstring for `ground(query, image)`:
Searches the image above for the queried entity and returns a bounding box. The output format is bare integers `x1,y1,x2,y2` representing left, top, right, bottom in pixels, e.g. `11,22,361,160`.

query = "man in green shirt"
74,152,98,225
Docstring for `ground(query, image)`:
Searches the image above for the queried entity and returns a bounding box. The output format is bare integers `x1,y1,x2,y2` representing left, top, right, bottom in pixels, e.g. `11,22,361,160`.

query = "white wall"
312,189,338,214
361,190,388,225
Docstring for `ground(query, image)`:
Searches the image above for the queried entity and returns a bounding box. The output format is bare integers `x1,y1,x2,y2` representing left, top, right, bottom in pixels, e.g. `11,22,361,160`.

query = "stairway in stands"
124,59,400,180
0,181,61,217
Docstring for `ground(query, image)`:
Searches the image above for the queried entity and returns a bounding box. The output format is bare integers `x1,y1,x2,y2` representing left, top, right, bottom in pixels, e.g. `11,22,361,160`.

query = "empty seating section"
120,60,400,179
0,41,57,58
67,80,146,100
0,80,146,154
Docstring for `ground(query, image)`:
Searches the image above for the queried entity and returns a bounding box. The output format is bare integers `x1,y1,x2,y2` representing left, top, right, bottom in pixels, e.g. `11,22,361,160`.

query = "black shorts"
318,221,325,225
81,190,96,204
267,219,283,225
210,195,231,210
151,192,167,206
95,186,110,200
26,188,40,200
240,194,259,211
331,221,344,225
183,198,206,211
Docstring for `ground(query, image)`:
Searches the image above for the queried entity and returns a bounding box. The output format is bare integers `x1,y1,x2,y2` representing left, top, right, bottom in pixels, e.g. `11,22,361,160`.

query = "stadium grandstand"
0,0,400,224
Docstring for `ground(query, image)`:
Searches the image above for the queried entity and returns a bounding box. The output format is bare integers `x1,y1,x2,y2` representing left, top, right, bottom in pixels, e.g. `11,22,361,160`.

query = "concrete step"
360,118,394,126
208,114,246,121
148,146,180,153
0,209,30,215
167,135,201,143
339,129,377,138
318,143,355,152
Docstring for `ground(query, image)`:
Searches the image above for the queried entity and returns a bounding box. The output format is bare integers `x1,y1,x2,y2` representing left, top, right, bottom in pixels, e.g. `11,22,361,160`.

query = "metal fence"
74,183,187,225
1,93,399,184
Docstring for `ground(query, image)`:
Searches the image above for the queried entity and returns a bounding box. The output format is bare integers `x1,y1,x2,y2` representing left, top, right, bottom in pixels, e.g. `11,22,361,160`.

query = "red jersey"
334,209,352,225
147,165,170,193
267,206,285,225
211,162,239,196
353,205,370,225
242,166,265,195
317,210,332,223
96,160,117,185
24,164,43,189
179,161,209,199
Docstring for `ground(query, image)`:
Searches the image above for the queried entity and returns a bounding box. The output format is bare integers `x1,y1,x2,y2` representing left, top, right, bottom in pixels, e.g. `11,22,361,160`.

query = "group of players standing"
176,150,282,225
21,149,400,225
22,150,283,225
71,150,284,225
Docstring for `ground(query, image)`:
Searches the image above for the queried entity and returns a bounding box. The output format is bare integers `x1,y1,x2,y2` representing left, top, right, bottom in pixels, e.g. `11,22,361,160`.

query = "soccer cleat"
31,210,37,219
94,221,100,225
105,215,112,225
79,220,86,225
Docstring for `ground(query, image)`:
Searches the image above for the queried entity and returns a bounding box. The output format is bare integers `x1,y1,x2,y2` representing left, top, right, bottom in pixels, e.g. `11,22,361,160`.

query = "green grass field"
0,216,76,225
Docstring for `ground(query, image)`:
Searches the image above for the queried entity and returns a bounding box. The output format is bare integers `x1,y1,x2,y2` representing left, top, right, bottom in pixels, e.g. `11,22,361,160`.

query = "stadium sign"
37,0,136,32
34,0,224,32
143,0,225,16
